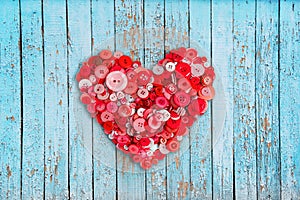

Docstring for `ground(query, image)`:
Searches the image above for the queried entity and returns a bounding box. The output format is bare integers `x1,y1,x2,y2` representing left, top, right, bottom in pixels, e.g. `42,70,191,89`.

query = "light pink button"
94,65,109,79
173,91,191,107
99,49,113,60
97,91,109,100
191,63,205,76
148,116,162,129
106,102,118,113
133,118,146,132
105,71,128,92
118,104,132,117
79,79,92,89
89,75,97,84
114,51,123,59
100,111,114,122
94,84,105,94
137,88,149,99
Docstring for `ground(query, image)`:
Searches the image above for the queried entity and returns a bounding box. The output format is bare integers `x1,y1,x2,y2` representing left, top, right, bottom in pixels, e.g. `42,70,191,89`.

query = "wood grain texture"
280,1,300,199
91,0,117,199
115,1,146,199
43,0,69,198
67,0,93,199
233,0,257,199
256,0,280,199
164,1,190,199
144,0,167,199
0,1,21,199
20,0,44,199
212,0,234,199
189,0,212,199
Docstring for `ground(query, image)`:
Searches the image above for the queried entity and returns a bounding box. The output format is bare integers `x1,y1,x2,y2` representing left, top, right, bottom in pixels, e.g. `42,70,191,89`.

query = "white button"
165,62,176,72
79,79,92,89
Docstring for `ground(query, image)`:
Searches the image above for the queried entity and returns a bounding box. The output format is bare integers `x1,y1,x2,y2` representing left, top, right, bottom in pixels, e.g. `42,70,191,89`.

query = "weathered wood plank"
0,1,21,199
144,0,167,199
67,0,93,199
280,1,300,199
189,0,212,199
256,0,280,199
164,0,190,199
233,1,257,199
115,0,146,199
20,0,44,199
91,0,117,199
43,0,69,198
212,0,234,199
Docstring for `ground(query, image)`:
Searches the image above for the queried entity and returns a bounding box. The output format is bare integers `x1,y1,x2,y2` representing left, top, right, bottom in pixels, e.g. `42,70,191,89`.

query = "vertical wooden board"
164,0,190,199
20,0,44,199
144,0,167,199
212,0,234,199
233,1,257,199
43,0,69,198
256,0,280,199
115,0,146,199
91,0,117,199
280,1,300,199
67,0,93,199
189,0,212,199
0,1,21,199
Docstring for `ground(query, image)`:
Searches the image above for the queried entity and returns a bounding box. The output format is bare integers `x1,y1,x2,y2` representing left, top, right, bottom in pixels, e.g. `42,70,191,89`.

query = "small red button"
119,55,133,68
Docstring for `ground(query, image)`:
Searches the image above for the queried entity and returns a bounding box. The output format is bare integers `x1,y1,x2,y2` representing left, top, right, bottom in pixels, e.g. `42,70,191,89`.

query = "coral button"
166,139,180,152
80,93,91,104
119,55,132,68
128,144,139,154
88,55,102,67
124,82,138,94
173,91,191,107
133,118,146,132
106,102,118,113
105,71,128,92
118,104,132,117
155,96,168,108
99,49,113,60
185,48,198,60
94,65,109,79
178,78,191,92
140,158,152,169
198,86,215,100
100,111,114,122
79,65,91,78
148,116,162,130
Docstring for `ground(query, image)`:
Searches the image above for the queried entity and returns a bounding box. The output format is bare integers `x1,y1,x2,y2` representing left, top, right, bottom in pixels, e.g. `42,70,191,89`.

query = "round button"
94,84,105,94
100,111,114,122
118,104,132,117
106,102,118,113
128,144,139,154
166,83,177,95
79,65,91,78
105,71,128,92
119,55,132,68
137,88,149,99
133,118,146,132
153,65,164,75
157,110,170,121
88,55,102,67
114,51,123,59
99,49,113,60
201,74,213,86
117,135,130,144
159,144,170,154
137,70,151,86
126,70,137,82
97,91,109,100
80,93,91,104
178,78,191,91
137,108,145,117
153,149,166,160
198,86,215,100
166,139,180,152
94,65,109,79
190,76,201,90
175,62,191,77
79,79,92,89
185,48,198,60
165,62,176,72
166,118,181,129
155,96,168,108
140,158,152,169
124,82,138,94
173,91,191,107
148,116,162,130
139,138,151,146
89,75,97,84
87,103,96,113
191,63,205,76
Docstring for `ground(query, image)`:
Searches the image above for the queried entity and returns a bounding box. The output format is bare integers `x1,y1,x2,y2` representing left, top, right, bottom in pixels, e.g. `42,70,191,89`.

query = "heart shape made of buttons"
76,47,215,170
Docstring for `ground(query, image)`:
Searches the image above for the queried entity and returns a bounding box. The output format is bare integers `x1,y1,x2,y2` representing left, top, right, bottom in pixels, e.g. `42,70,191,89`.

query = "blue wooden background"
0,0,300,199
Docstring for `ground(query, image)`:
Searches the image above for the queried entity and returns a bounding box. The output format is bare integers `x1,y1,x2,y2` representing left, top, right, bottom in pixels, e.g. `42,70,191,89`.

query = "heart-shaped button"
76,47,215,169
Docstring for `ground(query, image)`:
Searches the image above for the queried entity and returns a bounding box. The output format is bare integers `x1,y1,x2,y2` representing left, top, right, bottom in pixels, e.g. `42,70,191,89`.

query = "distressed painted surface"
0,0,300,199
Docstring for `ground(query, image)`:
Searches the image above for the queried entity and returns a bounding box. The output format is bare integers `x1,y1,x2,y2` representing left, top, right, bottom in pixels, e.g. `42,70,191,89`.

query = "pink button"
89,75,97,84
79,65,91,78
100,111,114,122
178,78,191,91
126,70,137,82
123,82,138,94
99,49,113,60
166,83,177,95
173,91,191,107
137,88,149,99
137,71,151,86
128,144,139,154
106,102,118,113
79,79,92,89
114,51,123,59
155,96,168,108
105,71,128,92
80,93,92,104
133,118,146,132
118,104,132,117
191,63,205,76
117,135,130,144
94,84,105,94
87,103,96,113
185,48,198,60
94,65,109,79
148,116,162,130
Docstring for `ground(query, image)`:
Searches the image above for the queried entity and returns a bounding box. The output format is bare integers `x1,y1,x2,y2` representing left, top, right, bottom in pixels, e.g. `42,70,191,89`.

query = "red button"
119,55,132,68
166,118,181,129
190,76,201,90
175,62,191,77
139,137,151,146
155,96,168,108
128,144,139,154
